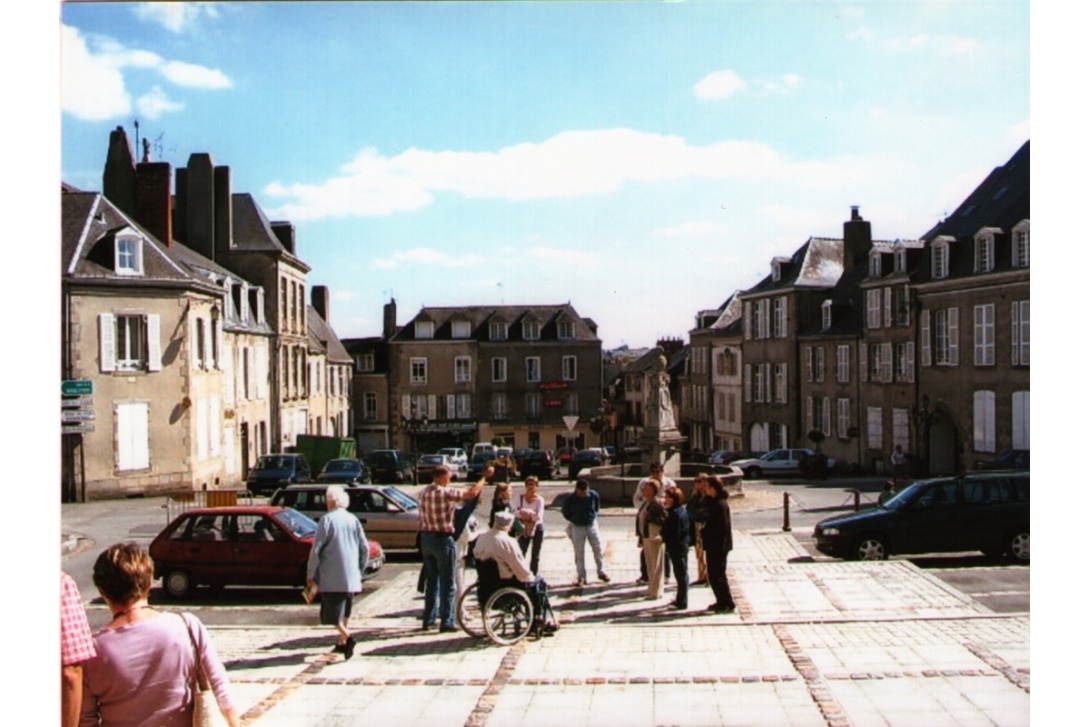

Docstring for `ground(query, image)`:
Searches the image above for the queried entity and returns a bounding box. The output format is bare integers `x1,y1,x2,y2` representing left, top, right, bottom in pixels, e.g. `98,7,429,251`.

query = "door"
894,480,963,554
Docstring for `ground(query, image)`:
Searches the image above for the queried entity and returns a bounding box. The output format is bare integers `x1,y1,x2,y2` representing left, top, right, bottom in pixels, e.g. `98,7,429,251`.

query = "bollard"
782,491,791,532
852,489,861,511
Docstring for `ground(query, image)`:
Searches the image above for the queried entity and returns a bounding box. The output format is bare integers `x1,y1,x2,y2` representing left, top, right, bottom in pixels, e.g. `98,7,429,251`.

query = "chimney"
173,167,188,243
311,285,330,321
103,126,136,216
383,298,397,339
185,153,216,260
842,205,872,271
271,222,295,254
133,162,173,247
214,165,233,257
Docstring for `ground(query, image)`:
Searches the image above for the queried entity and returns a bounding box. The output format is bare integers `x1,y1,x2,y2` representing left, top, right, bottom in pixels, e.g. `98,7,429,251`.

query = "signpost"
62,379,94,396
61,409,96,423
62,423,95,435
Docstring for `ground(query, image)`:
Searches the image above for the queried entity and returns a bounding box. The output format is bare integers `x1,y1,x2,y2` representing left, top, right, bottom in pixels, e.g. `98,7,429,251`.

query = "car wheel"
1008,531,1030,563
852,536,888,561
744,466,761,480
164,569,192,598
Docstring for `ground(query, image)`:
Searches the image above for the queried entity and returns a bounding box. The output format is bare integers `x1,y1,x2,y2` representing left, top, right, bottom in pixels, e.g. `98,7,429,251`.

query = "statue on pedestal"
646,354,676,432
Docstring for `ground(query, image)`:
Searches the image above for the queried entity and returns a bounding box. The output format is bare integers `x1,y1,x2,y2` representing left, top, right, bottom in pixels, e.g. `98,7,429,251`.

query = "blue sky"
59,1,1029,349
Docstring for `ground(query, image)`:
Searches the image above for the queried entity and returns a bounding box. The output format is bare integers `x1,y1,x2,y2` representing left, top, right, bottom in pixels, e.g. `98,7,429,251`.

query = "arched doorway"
928,412,958,475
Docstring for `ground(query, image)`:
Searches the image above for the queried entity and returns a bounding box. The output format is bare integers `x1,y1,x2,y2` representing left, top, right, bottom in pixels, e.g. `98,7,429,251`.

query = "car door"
351,488,417,549
893,480,964,555
765,449,792,472
165,513,234,586
231,513,307,587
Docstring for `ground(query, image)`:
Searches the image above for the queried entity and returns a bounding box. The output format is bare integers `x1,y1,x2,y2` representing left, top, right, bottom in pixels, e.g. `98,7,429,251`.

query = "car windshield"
256,456,292,470
420,455,443,465
878,480,933,510
382,486,418,510
472,453,492,463
323,460,358,473
273,508,318,538
437,449,459,457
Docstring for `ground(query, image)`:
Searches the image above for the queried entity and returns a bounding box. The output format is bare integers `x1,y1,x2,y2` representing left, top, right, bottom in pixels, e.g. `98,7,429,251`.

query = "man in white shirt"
473,511,558,634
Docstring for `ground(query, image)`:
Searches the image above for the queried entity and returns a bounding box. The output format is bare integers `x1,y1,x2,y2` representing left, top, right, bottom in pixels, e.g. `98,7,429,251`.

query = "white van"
472,442,496,458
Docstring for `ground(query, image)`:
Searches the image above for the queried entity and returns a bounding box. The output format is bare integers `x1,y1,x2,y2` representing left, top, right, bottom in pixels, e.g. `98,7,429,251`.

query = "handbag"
182,613,228,727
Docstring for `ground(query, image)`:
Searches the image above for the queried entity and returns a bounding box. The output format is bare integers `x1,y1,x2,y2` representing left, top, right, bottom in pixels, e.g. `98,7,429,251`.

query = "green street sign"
61,379,94,396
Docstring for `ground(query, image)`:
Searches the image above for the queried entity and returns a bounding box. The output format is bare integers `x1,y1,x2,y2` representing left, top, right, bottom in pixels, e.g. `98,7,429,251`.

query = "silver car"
270,484,422,552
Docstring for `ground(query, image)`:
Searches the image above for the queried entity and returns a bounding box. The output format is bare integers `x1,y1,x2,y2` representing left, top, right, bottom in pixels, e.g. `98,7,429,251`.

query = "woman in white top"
516,476,546,575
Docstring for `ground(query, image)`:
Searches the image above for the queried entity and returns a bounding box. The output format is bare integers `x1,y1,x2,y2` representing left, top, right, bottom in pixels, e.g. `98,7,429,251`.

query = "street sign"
61,409,96,423
62,379,94,396
62,423,95,434
562,415,579,432
60,396,94,408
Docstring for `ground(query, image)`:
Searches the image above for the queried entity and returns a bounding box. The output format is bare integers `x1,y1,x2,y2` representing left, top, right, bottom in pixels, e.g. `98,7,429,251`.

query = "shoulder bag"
182,613,228,727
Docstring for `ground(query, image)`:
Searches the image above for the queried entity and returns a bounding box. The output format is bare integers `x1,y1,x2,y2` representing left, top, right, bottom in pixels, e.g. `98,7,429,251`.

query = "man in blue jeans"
418,464,488,632
561,479,611,586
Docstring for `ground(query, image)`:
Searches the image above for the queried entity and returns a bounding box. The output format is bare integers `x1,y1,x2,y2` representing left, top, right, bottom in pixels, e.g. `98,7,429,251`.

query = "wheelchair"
456,557,546,645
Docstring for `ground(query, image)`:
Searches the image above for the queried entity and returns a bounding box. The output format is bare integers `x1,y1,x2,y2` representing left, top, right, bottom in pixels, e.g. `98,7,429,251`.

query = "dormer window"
868,251,883,278
452,320,471,339
255,288,265,325
1012,220,1030,268
558,320,575,340
821,300,832,331
974,228,998,273
490,321,508,341
416,320,434,339
894,247,907,274
931,237,952,279
771,261,781,282
523,320,541,340
115,236,142,275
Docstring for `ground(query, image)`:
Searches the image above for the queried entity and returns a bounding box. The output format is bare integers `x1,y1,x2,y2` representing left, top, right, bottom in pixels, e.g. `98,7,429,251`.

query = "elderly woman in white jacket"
307,485,369,659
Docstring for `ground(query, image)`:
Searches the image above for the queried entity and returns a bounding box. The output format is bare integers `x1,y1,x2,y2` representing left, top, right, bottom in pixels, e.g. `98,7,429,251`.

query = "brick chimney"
184,153,216,260
271,222,295,254
842,205,872,271
383,298,397,340
133,162,173,247
214,165,233,257
311,285,330,321
103,126,136,217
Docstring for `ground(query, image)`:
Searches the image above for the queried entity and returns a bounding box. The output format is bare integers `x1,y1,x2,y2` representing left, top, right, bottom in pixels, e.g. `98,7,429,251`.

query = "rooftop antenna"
133,119,140,161
497,281,505,304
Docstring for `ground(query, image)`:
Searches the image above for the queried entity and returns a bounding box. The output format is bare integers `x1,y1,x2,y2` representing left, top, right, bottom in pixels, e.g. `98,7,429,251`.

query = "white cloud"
847,26,875,43
136,86,185,119
61,24,232,121
656,221,729,238
524,246,601,267
693,70,747,100
893,33,978,54
133,3,219,33
759,73,803,95
370,247,487,270
265,129,846,220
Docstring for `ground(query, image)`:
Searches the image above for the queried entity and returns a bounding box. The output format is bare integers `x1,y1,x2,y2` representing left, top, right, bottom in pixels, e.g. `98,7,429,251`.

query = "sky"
57,1,1030,350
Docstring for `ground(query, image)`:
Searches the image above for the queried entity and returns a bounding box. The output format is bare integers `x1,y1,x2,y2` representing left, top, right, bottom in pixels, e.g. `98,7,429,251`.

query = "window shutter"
116,402,149,470
223,342,234,406
763,363,772,403
743,365,752,403
905,342,915,383
883,287,892,327
447,394,456,419
804,347,812,382
743,302,752,340
1012,391,1030,449
146,314,161,372
428,394,437,420
191,318,201,369
215,319,223,369
920,310,932,367
859,343,868,382
805,397,814,433
822,397,831,436
402,394,411,420
948,308,959,365
99,313,116,372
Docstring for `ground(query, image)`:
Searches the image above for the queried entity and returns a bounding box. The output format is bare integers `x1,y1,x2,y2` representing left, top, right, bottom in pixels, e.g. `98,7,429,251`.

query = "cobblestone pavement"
198,526,1029,727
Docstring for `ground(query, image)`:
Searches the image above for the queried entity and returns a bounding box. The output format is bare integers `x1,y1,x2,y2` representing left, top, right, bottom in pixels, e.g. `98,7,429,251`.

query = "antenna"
497,281,505,304
133,119,140,160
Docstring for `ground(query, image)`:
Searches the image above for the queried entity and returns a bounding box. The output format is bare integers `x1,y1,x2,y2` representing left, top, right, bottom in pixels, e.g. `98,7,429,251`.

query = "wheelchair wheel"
456,582,486,638
483,587,534,646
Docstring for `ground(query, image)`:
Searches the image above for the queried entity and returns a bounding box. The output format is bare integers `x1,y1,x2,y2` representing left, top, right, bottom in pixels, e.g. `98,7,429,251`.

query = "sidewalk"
208,525,1029,727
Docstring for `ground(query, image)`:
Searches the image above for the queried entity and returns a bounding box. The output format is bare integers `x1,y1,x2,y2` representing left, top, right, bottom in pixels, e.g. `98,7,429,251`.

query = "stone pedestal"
639,428,686,478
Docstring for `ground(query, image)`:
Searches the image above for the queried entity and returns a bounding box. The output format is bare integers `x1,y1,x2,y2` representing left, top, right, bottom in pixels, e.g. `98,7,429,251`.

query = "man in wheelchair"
472,511,559,636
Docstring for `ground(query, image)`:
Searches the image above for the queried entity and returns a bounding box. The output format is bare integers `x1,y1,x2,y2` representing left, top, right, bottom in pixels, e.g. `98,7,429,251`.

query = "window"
562,355,577,381
869,251,882,278
490,321,508,341
452,320,471,339
492,357,507,383
974,304,995,366
526,393,542,420
892,408,909,449
491,393,508,420
773,297,787,338
1011,301,1029,365
115,236,142,274
525,357,541,383
814,347,825,383
558,321,575,340
415,320,434,339
743,301,752,340
895,342,914,382
410,357,428,384
362,392,378,421
454,356,472,383
837,398,851,439
116,402,150,470
753,364,764,403
456,393,472,419
1012,391,1030,449
879,343,892,382
894,248,906,274
934,308,959,366
523,321,541,340
355,353,375,373
805,346,814,382
867,407,883,449
931,239,950,279
837,345,850,384
894,284,911,326
883,287,893,328
755,299,770,339
1012,221,1030,268
974,231,995,273
821,300,832,331
774,363,787,403
743,365,752,402
99,312,161,373
866,289,882,329
920,310,931,367
565,393,579,416
194,317,207,369
973,390,996,452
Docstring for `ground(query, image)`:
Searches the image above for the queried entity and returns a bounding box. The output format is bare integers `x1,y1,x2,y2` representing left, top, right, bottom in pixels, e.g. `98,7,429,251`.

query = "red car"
149,506,384,599
556,447,576,465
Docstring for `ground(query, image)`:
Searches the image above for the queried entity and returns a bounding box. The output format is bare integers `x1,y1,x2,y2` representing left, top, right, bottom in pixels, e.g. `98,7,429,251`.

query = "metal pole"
782,491,791,532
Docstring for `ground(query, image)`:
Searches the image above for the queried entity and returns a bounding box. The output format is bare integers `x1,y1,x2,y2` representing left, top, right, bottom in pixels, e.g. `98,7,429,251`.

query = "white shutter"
905,342,915,383
743,365,752,403
215,319,223,369
223,341,235,406
920,309,932,367
804,347,812,382
805,397,814,433
859,343,868,382
256,345,267,400
763,363,772,402
1012,391,1030,449
99,313,116,372
822,397,831,436
402,394,411,419
116,402,149,470
948,308,959,365
427,394,437,420
146,314,161,372
743,302,752,340
883,287,892,327
447,394,456,419
209,397,221,457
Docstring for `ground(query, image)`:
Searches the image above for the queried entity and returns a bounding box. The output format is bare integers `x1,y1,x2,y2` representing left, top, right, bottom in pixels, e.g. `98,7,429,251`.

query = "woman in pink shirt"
80,543,240,727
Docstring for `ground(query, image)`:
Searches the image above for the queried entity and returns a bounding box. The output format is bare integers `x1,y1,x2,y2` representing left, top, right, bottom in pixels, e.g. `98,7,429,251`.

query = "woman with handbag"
635,480,667,600
80,542,240,727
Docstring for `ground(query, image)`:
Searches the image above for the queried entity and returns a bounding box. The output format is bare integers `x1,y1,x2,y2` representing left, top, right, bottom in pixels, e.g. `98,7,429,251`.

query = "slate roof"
231,193,311,272
307,307,352,363
742,237,845,296
391,304,600,342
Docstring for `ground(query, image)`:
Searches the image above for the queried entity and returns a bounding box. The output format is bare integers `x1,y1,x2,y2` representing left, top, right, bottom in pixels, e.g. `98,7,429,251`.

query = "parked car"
812,470,1029,562
468,452,494,479
365,449,415,484
149,505,384,598
472,442,497,458
603,445,618,464
416,453,459,481
271,484,422,551
732,449,835,479
520,450,555,480
568,449,604,481
246,453,311,495
512,448,533,470
620,442,643,459
708,449,747,465
974,449,1029,471
316,458,371,485
436,447,469,476
555,447,577,465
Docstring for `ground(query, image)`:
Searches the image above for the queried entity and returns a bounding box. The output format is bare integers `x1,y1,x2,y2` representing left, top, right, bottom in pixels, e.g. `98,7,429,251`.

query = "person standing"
561,479,611,586
635,480,667,600
516,476,546,575
701,474,736,613
80,543,240,727
61,571,95,727
890,445,907,482
687,473,710,586
635,462,677,583
418,464,488,632
661,488,692,610
307,485,369,659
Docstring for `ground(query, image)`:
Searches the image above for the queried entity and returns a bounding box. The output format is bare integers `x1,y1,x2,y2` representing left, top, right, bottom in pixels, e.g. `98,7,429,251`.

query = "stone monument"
639,350,686,477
